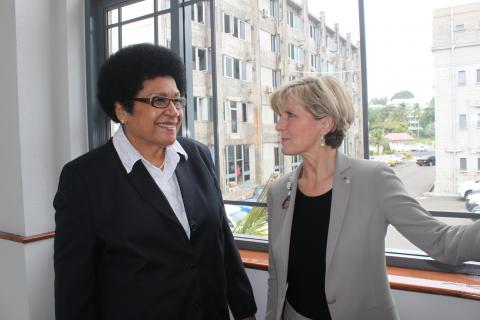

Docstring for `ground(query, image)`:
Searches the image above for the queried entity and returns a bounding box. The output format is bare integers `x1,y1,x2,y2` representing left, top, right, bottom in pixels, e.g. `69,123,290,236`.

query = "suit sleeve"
376,164,480,265
265,186,278,320
197,144,257,319
53,164,98,320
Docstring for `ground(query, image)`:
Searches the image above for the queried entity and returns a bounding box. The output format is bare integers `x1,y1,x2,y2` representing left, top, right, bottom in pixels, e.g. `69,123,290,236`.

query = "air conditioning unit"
265,86,274,94
261,8,270,18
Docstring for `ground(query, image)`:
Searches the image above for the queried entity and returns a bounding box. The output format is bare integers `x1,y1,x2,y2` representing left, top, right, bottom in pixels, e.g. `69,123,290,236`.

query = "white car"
224,204,249,230
456,179,480,198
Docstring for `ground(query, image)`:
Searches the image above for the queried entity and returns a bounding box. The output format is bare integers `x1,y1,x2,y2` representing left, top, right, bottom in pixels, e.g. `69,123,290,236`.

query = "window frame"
87,0,480,276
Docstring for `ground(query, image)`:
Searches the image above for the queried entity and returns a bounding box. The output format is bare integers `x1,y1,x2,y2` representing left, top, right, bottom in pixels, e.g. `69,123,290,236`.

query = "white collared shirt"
112,126,191,239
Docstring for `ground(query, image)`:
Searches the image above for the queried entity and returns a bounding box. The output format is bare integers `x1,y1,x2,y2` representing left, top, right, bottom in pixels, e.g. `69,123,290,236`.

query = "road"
392,160,434,197
384,158,475,251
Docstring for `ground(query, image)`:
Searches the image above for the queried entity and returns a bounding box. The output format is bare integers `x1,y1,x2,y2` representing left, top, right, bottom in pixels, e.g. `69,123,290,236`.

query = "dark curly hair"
97,43,186,122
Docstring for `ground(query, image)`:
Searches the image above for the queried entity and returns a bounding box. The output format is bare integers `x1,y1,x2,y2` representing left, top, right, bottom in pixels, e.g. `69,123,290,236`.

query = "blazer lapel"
326,152,352,275
128,160,180,225
277,166,303,288
174,156,197,226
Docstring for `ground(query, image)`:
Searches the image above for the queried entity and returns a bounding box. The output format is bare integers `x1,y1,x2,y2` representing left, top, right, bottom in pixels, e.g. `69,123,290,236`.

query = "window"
478,158,480,171
223,55,249,80
460,157,467,170
477,113,480,128
223,12,249,40
192,47,209,71
309,24,320,41
274,145,281,172
288,43,304,63
271,34,280,53
459,114,467,129
270,0,278,18
230,101,238,133
225,144,250,187
272,69,281,88
192,2,205,24
89,0,479,276
458,70,466,85
287,10,301,29
241,103,248,122
193,96,211,121
310,53,320,70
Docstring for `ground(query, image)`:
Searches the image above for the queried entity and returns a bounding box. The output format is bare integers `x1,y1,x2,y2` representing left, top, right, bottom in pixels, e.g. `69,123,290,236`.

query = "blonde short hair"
270,76,355,148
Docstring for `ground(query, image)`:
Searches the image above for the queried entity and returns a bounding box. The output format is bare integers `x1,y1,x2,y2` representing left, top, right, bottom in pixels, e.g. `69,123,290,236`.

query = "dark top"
53,138,256,320
287,188,332,320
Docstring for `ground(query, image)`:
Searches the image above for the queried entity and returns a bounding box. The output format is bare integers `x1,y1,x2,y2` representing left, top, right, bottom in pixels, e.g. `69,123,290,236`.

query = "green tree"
419,106,435,138
369,96,388,105
391,90,414,100
370,128,385,155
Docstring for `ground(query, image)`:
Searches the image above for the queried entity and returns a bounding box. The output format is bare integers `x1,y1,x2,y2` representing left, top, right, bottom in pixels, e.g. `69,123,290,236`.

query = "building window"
292,155,302,170
230,101,238,133
241,103,248,122
192,47,209,71
287,10,301,29
271,34,280,53
309,24,320,41
460,158,467,170
477,69,480,83
223,55,249,80
191,2,205,24
243,145,250,181
225,144,250,187
274,146,281,172
458,70,466,85
326,36,337,52
222,12,249,40
310,53,320,71
193,96,211,121
477,113,480,128
478,158,480,171
270,0,278,18
272,69,281,88
288,43,304,63
459,114,467,129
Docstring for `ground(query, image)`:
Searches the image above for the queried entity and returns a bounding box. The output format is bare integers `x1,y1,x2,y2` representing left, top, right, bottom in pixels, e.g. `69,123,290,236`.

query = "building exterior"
191,0,363,199
432,3,480,194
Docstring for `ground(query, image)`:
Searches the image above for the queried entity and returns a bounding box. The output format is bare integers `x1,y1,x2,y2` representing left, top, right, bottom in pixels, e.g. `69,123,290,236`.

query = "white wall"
0,0,87,319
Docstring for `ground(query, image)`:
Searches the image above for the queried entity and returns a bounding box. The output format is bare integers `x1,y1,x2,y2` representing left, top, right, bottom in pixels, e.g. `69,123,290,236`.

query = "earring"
320,135,326,147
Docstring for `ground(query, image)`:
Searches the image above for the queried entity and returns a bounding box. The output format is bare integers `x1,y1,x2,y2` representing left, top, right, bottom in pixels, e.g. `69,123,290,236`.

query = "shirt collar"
112,126,188,174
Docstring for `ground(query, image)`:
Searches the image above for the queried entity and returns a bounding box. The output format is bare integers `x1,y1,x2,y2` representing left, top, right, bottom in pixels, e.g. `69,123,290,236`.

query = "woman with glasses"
265,76,480,320
54,43,257,320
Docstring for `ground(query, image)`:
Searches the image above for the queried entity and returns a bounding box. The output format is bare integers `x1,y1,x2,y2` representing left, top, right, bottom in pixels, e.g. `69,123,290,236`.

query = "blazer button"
190,222,198,232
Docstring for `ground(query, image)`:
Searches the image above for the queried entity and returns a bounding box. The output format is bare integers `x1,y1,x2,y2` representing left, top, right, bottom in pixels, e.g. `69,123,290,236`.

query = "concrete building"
432,2,480,194
191,0,363,200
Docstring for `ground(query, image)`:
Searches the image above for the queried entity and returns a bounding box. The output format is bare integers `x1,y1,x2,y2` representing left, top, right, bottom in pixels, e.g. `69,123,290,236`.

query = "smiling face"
275,97,332,156
115,76,182,156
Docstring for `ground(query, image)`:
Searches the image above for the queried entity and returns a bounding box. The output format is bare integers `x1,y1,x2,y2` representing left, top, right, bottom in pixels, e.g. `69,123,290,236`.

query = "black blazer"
53,137,256,320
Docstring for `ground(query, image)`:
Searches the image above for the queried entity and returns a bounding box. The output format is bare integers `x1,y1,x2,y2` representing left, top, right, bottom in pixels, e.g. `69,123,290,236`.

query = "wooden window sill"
239,249,480,301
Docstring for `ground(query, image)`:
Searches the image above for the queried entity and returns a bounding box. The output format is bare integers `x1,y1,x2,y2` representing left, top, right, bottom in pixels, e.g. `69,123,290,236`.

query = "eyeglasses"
132,96,186,110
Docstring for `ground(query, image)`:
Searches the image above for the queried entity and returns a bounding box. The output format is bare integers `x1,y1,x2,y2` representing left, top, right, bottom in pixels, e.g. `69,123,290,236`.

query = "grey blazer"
266,152,480,320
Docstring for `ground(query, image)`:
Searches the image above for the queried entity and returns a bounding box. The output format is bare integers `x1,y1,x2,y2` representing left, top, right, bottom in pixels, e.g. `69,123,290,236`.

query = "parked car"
224,204,249,230
416,155,435,166
456,179,480,198
465,192,480,212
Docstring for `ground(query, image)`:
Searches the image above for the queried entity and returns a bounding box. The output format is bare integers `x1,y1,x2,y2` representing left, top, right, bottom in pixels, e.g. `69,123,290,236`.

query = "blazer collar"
326,151,352,274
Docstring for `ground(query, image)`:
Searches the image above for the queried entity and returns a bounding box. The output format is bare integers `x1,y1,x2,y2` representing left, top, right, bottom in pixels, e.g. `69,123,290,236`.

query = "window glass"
121,0,154,22
365,0,478,255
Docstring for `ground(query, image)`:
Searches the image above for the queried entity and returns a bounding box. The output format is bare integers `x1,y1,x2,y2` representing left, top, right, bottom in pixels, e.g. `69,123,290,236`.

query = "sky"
308,0,478,105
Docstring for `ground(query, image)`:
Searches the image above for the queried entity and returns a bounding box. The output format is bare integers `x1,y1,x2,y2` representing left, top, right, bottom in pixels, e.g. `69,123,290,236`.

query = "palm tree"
232,172,279,236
